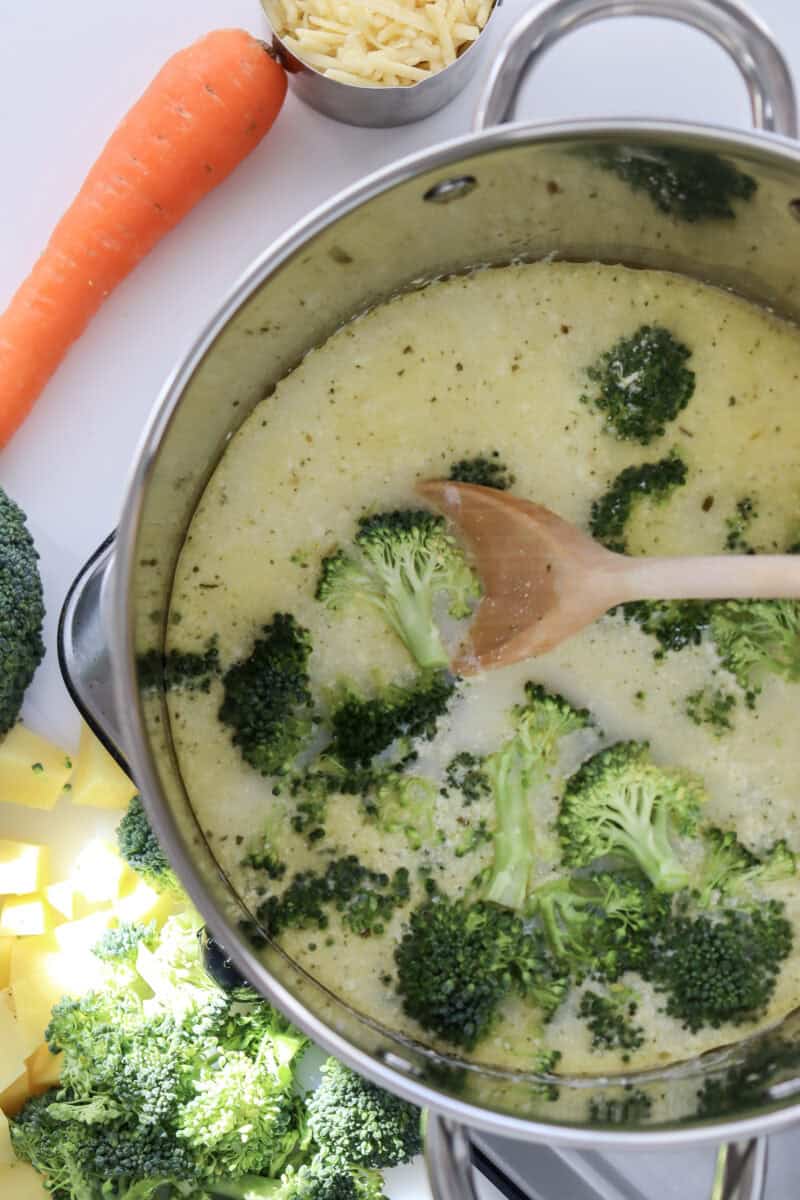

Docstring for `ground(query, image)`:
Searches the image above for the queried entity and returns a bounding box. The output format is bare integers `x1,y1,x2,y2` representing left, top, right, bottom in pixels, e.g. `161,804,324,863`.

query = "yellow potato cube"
0,1070,30,1118
25,1043,62,1094
44,880,75,920
70,839,126,904
0,940,11,989
0,841,49,897
0,896,54,938
0,726,72,811
115,870,181,927
0,991,28,1094
69,723,136,811
0,1161,52,1198
52,910,115,958
0,1107,13,1166
10,928,105,1047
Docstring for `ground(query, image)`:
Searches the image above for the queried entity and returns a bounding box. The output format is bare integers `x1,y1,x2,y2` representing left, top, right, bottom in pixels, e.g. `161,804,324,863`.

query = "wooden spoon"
417,480,800,674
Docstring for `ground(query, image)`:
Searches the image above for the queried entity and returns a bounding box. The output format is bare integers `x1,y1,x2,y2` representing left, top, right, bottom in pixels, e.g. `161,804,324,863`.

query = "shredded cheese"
263,0,492,87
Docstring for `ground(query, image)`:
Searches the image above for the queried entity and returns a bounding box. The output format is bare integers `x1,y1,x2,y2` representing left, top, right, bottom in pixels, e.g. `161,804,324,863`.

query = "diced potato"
52,909,115,958
69,723,136,810
115,869,181,927
25,1043,62,1094
0,897,54,938
0,1108,13,1166
0,991,28,1094
0,1070,29,1118
0,1161,52,1198
44,880,74,920
0,940,11,989
70,839,126,904
0,726,72,811
0,841,49,897
10,927,105,1047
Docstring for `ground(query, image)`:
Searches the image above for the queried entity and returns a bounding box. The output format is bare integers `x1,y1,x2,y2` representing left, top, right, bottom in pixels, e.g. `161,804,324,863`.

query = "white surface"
1,1,799,1197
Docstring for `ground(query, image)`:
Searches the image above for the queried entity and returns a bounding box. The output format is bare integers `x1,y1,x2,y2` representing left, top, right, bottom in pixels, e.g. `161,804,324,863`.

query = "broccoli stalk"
0,486,45,734
558,742,703,893
315,510,479,672
482,683,590,910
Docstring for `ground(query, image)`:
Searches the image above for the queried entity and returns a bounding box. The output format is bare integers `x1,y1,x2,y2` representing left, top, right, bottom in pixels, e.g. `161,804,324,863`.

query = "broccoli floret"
0,486,45,734
367,774,439,851
256,856,411,938
650,901,792,1031
588,1087,653,1124
116,795,180,893
695,1032,800,1118
138,638,220,694
724,496,758,552
581,325,695,444
578,986,644,1060
621,598,712,655
710,600,800,695
315,510,479,671
454,816,491,858
442,750,491,804
684,686,737,736
558,742,703,893
394,891,567,1048
695,827,796,907
589,451,688,553
448,452,514,490
92,920,157,964
327,671,455,768
247,1159,385,1200
219,613,314,776
307,1058,422,1170
588,144,757,222
482,683,591,910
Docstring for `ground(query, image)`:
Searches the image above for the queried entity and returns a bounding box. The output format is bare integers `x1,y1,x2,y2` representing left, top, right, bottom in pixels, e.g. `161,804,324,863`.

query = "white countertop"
2,2,800,1197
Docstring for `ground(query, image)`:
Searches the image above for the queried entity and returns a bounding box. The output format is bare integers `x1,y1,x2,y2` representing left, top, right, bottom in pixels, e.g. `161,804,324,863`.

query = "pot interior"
118,125,800,1142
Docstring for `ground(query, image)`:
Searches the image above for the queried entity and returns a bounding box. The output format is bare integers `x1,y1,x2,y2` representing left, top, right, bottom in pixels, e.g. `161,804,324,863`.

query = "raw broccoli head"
0,486,45,734
219,612,314,776
481,682,591,910
710,600,800,695
650,901,793,1032
394,891,566,1048
581,325,695,444
558,741,703,893
92,919,157,964
589,451,688,553
307,1058,422,1170
315,509,479,671
274,1159,386,1200
116,795,179,893
327,670,455,769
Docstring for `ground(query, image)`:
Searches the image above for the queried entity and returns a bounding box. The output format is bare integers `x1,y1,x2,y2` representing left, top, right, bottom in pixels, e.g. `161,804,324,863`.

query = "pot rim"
113,115,800,1149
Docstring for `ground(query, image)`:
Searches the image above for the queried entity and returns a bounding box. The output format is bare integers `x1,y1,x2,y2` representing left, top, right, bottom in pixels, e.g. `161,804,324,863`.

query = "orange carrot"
0,28,286,447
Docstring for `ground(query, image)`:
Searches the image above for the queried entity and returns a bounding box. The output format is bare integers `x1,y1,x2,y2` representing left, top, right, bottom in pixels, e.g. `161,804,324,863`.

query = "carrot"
0,28,286,447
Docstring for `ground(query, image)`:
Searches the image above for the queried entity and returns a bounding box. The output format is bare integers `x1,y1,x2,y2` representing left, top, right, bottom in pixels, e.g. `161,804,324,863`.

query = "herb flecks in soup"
167,262,800,1078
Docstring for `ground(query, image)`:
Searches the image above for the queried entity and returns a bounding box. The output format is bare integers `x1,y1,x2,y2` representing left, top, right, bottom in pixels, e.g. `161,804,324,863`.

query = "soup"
166,261,800,1078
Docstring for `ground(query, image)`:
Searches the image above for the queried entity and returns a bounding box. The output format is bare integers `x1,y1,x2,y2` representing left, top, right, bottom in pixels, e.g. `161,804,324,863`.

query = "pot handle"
424,1112,768,1200
474,0,797,137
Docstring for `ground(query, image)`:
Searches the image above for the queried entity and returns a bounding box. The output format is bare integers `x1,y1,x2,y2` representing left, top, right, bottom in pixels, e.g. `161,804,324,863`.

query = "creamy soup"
167,261,800,1078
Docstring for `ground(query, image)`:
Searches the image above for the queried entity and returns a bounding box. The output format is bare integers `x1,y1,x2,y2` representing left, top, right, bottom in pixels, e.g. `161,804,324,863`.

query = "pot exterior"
113,120,800,1148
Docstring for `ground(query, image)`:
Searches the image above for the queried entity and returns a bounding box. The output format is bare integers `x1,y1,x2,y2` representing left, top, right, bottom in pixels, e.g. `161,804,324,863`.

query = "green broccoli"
326,670,455,769
315,510,479,671
649,901,792,1031
724,496,758,553
116,796,180,893
307,1058,421,1170
482,683,591,910
710,600,800,695
219,613,315,776
558,742,703,893
587,144,757,223
695,827,796,907
588,1087,653,1124
581,325,695,444
621,599,712,656
92,920,158,964
256,856,411,938
578,986,644,1059
137,638,220,694
394,891,567,1049
442,750,491,804
366,774,439,851
448,451,514,490
0,486,45,734
684,686,737,736
589,451,688,553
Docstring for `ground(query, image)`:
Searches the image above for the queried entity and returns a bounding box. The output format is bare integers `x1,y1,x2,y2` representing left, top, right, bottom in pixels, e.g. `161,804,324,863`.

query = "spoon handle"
617,554,800,602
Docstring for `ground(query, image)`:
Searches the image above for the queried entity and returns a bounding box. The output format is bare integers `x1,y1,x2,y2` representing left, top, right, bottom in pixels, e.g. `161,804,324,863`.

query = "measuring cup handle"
474,0,797,137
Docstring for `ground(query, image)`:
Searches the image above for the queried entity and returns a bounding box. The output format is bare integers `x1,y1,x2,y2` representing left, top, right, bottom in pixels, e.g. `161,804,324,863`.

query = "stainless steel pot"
61,2,800,1198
